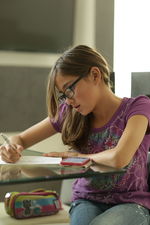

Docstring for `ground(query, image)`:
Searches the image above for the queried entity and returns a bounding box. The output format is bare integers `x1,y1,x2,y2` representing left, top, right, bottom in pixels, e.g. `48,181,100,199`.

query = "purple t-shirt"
51,96,150,209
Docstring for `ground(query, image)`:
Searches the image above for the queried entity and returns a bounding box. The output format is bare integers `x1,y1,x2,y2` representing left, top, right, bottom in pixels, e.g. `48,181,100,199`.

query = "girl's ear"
90,67,102,82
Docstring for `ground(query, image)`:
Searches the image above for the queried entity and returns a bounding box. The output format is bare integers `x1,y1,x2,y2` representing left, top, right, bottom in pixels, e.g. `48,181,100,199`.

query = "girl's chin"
75,106,90,116
79,110,90,116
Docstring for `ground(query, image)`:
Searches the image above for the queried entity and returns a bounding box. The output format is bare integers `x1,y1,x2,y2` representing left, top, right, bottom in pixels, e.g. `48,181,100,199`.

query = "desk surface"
0,150,126,185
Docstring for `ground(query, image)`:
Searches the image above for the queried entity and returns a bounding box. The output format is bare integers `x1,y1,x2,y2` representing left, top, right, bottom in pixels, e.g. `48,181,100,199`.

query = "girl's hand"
43,151,88,158
0,144,23,163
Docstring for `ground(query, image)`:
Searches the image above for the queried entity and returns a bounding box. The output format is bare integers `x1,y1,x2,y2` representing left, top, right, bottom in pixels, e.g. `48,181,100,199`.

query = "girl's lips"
74,105,80,109
74,105,81,112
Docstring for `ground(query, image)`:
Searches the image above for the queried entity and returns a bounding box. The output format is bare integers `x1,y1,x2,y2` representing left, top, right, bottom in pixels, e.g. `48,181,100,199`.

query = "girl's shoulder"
124,95,150,109
127,95,150,104
122,95,150,122
122,95,150,106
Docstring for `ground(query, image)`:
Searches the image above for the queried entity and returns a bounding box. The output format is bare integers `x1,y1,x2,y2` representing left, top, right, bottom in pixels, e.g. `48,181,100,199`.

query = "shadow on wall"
131,72,150,97
0,66,51,132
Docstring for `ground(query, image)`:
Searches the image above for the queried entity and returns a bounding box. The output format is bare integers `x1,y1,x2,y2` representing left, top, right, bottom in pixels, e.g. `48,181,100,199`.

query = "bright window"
114,0,150,97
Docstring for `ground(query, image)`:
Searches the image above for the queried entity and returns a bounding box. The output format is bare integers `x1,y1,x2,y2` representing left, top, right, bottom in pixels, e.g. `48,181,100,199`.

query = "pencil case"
4,188,62,219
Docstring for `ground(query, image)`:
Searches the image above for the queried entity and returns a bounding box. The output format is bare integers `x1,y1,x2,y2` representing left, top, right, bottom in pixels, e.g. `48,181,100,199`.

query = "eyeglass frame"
58,75,84,103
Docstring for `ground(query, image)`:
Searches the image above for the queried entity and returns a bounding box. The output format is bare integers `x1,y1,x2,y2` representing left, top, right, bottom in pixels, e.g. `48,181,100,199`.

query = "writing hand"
0,144,23,163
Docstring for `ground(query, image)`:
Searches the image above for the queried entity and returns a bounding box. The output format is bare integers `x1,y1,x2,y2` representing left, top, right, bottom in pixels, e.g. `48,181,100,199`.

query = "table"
0,149,126,185
0,150,126,225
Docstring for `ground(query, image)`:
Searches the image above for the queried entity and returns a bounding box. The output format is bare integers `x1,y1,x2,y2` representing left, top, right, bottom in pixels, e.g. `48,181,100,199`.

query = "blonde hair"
47,45,111,151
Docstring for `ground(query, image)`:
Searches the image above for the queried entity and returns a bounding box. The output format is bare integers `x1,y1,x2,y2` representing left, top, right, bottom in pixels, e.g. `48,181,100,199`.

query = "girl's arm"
45,115,149,169
0,117,57,163
89,115,148,168
11,117,57,149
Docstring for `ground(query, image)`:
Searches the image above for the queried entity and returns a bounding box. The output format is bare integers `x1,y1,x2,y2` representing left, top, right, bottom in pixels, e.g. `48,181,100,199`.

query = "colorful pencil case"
4,189,62,219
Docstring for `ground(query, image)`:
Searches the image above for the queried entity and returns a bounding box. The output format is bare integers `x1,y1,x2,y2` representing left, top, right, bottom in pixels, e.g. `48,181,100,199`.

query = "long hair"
46,45,111,151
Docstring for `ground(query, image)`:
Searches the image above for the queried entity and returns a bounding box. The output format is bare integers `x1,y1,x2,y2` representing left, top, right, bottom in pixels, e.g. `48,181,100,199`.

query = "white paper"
0,156,62,165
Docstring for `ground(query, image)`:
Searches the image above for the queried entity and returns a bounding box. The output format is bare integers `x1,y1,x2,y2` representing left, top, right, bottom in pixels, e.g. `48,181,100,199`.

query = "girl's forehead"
55,73,76,91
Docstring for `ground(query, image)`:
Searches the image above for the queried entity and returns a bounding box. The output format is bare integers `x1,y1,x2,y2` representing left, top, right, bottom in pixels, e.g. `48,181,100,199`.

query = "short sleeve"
50,103,68,132
126,96,150,127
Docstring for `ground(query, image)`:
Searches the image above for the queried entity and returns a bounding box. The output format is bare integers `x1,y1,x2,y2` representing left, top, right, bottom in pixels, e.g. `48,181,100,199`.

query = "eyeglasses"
58,76,83,103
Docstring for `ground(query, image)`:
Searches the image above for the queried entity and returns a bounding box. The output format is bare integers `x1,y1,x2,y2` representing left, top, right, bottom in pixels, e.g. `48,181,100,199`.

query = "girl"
0,45,150,225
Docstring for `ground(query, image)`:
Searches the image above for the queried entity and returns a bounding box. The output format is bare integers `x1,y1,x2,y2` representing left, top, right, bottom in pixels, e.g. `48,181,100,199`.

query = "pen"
0,133,12,145
0,133,17,151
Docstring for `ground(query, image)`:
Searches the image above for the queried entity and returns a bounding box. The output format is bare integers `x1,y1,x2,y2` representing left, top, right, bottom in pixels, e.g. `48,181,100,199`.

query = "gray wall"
131,72,150,97
0,66,50,131
96,0,114,68
0,0,75,53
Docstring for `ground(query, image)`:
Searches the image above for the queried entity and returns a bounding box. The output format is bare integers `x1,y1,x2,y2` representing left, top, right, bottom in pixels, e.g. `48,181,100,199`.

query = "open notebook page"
0,156,62,165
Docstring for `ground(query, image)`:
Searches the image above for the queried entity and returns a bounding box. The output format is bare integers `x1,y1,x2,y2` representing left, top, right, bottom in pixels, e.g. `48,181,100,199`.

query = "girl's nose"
65,97,74,105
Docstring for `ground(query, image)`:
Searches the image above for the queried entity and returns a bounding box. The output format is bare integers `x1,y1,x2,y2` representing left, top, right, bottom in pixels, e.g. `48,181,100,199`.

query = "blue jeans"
69,199,150,225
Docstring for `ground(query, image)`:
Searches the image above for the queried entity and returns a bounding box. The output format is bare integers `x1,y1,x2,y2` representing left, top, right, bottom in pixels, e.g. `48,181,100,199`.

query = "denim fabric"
69,199,150,225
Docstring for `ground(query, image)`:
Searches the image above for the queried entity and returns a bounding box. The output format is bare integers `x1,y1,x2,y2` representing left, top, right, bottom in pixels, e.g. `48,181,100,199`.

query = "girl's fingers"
0,145,6,155
1,153,21,163
1,155,15,163
43,152,64,157
43,151,80,158
0,145,22,163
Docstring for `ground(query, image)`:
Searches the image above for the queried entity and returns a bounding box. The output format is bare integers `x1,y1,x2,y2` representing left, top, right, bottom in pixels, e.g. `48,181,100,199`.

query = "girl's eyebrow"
56,81,70,94
62,80,73,90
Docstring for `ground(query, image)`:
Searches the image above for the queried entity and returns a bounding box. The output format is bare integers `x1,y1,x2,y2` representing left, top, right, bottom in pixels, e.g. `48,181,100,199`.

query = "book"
0,156,61,166
0,156,92,168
